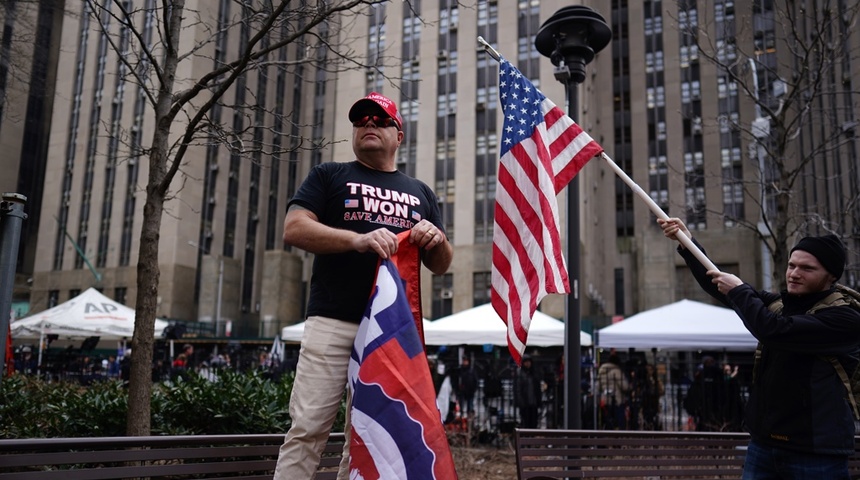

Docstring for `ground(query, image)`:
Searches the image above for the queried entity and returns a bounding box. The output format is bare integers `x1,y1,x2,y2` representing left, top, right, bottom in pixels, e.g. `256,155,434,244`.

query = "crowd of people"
15,332,744,431
11,333,754,439
682,356,744,431
429,350,574,435
8,340,297,385
9,343,128,384
11,334,750,438
594,350,745,432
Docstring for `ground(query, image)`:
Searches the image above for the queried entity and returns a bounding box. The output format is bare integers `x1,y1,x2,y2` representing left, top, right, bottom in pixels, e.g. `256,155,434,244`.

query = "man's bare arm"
283,205,399,258
423,236,453,275
406,219,453,275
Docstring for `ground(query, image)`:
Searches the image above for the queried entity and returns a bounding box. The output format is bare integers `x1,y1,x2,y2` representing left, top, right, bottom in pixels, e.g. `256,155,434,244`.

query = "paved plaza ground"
452,445,518,479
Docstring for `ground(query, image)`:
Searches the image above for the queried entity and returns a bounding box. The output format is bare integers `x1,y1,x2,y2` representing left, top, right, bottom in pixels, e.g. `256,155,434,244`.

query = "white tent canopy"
280,321,307,343
422,303,592,347
596,299,757,350
11,287,169,341
281,318,433,343
280,303,593,348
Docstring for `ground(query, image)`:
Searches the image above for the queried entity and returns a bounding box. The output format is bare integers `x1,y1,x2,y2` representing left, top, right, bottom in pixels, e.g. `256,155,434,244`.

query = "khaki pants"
273,316,358,480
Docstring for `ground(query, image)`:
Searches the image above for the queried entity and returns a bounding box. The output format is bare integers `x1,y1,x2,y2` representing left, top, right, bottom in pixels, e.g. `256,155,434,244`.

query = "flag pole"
477,36,501,62
597,152,719,271
477,37,718,273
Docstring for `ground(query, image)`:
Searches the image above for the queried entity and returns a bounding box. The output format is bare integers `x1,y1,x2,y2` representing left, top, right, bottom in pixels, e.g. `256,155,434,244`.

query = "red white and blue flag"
347,236,457,479
491,57,603,364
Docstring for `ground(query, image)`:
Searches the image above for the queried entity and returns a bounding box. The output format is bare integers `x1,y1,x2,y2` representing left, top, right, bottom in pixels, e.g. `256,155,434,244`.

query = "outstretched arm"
657,217,736,305
657,217,692,248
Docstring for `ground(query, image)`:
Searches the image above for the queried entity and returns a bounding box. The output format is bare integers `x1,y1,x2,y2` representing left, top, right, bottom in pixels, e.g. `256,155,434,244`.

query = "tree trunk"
125,0,184,437
771,168,792,293
126,188,164,436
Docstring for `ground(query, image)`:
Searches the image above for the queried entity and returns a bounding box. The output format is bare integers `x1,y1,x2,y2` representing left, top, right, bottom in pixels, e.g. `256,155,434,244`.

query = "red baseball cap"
348,92,403,130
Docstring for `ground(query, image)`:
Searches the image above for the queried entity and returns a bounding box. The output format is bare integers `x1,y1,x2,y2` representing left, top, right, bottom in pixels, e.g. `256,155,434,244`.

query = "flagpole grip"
477,37,501,63
599,152,720,272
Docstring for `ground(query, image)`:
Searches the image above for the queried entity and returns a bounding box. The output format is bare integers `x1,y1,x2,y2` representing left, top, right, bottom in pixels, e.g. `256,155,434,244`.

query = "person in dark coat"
456,357,478,416
661,217,860,479
517,356,543,429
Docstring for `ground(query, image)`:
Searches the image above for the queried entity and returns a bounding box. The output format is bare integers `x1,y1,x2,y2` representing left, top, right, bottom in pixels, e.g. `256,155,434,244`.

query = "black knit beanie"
790,234,846,280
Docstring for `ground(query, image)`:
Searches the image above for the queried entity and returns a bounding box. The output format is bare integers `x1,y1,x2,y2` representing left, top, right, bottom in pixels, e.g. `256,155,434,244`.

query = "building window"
684,151,704,172
475,132,497,243
614,268,625,315
645,51,664,73
115,287,127,306
48,290,59,308
473,272,492,307
647,86,663,109
432,274,454,319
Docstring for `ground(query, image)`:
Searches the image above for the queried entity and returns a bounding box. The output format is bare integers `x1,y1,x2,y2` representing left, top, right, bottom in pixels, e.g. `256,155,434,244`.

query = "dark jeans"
520,405,539,428
742,440,850,480
457,394,475,414
600,402,627,430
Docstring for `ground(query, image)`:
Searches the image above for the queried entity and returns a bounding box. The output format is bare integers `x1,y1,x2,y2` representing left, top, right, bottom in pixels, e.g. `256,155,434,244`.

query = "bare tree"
80,0,400,436
682,0,860,290
0,0,41,121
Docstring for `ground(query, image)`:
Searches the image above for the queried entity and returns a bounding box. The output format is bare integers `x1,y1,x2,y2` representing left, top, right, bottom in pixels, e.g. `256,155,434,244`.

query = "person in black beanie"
659,217,860,480
790,234,846,282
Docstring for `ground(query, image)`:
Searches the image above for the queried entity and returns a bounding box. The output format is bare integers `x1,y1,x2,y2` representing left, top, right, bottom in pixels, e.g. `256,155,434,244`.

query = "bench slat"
522,467,747,479
2,445,282,468
521,457,745,465
515,429,860,480
0,433,345,479
3,459,278,480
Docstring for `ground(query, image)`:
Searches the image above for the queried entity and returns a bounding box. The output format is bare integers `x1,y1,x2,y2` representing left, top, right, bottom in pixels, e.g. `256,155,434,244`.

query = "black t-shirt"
288,161,445,324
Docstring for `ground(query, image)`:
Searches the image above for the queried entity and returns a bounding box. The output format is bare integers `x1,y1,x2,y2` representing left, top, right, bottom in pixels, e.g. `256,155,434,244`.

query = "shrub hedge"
0,370,347,438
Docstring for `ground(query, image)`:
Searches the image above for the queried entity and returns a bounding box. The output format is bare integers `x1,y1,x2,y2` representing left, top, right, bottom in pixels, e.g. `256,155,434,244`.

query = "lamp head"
535,6,612,84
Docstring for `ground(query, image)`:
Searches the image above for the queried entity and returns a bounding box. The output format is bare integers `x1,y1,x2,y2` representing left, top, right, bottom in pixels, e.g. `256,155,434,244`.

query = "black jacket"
679,240,860,455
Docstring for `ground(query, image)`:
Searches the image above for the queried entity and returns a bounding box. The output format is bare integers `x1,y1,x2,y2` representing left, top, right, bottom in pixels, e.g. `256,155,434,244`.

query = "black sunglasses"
352,115,399,130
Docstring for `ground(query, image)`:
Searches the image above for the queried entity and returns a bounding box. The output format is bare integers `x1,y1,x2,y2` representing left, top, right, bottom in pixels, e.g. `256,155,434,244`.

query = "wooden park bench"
515,428,860,479
0,432,344,479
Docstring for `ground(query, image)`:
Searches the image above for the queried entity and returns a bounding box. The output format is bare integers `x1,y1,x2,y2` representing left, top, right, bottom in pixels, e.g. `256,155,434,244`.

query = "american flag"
491,57,603,364
347,234,457,479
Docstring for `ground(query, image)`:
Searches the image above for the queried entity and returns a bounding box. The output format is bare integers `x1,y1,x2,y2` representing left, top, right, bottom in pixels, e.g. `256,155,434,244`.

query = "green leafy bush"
0,375,127,438
154,369,294,435
1,370,347,438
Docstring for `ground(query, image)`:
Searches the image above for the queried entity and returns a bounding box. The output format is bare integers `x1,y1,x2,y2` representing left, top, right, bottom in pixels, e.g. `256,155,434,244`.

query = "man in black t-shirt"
274,92,453,480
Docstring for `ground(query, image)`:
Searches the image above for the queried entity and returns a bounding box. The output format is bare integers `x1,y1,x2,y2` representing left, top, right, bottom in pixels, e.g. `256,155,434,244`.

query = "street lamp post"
215,257,223,337
0,193,27,374
536,6,611,430
748,57,773,291
189,241,223,337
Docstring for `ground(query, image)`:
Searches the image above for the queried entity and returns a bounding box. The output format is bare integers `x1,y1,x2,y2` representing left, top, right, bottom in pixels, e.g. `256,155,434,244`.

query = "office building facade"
0,0,65,319
9,0,858,339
